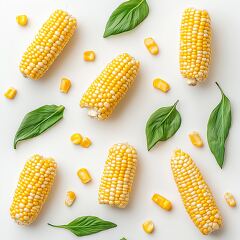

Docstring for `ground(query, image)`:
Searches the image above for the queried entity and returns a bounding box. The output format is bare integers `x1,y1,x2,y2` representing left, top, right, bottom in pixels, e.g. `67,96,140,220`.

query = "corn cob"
19,10,77,80
80,53,140,120
98,143,137,208
10,155,57,225
171,150,222,235
180,8,211,86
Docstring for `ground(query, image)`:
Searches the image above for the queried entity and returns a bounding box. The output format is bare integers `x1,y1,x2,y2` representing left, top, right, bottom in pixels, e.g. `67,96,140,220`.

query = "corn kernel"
144,37,159,55
83,51,96,62
4,87,17,99
77,168,92,184
71,133,83,145
142,220,154,234
65,191,76,207
60,78,71,93
153,78,170,92
189,131,204,147
152,193,172,211
224,192,236,207
16,15,28,26
80,137,92,148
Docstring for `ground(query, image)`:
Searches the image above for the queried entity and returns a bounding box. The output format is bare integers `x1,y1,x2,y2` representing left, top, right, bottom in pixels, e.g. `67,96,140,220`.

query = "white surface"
0,0,239,239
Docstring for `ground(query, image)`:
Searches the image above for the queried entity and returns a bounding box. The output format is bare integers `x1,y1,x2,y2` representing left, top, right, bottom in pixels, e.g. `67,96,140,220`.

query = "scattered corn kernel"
60,78,71,93
142,220,154,234
4,87,17,99
224,192,236,207
71,133,83,145
80,137,92,148
189,131,204,147
152,193,172,211
65,191,76,207
16,15,28,26
83,51,96,62
144,37,159,55
77,168,92,184
153,78,170,93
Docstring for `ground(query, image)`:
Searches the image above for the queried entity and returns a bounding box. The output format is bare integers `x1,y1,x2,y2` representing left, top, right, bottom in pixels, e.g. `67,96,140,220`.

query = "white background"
0,0,239,239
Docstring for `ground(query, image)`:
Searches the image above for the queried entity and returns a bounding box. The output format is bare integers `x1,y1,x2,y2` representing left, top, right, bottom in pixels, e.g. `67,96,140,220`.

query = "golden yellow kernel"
153,78,170,93
189,131,204,147
4,87,17,99
60,78,71,93
224,192,236,207
65,191,76,207
152,193,172,211
16,15,28,26
71,133,83,145
77,168,92,184
142,220,154,234
144,37,159,55
80,137,92,148
83,51,96,62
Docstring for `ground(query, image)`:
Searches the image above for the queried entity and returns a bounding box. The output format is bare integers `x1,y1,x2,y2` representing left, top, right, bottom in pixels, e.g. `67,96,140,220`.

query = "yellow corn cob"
19,10,77,80
98,143,137,208
10,155,57,225
180,8,211,86
171,150,222,235
80,53,140,120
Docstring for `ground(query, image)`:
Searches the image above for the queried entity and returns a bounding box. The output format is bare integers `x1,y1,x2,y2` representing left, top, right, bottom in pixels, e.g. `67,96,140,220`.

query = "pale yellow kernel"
16,15,28,26
70,133,83,145
80,137,92,148
142,220,154,234
77,168,92,184
83,51,96,62
153,78,170,92
4,87,17,99
60,77,71,93
189,131,204,147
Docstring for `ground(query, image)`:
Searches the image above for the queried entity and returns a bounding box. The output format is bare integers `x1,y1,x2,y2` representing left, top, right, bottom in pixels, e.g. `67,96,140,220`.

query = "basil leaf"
120,238,127,240
48,216,117,237
146,100,181,151
207,83,231,168
103,0,149,38
14,105,65,149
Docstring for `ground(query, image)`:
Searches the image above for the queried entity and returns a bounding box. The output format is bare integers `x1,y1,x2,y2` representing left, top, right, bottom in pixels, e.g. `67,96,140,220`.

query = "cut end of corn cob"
98,143,137,208
180,8,211,86
80,53,140,120
10,155,57,225
171,150,222,235
19,10,77,80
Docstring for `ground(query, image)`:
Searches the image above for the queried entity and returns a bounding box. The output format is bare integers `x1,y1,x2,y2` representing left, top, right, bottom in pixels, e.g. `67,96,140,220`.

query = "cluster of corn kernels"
4,87,17,99
80,53,140,120
19,10,77,80
144,37,159,55
77,168,92,184
224,192,236,207
180,8,211,85
189,131,204,147
152,193,172,211
153,78,170,93
71,133,92,148
98,143,137,208
171,150,222,235
10,155,57,225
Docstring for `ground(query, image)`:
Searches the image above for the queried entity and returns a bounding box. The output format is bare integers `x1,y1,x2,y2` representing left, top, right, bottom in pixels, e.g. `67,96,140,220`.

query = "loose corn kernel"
10,154,57,225
60,78,71,93
4,87,17,99
142,220,154,234
83,51,96,62
98,143,137,208
144,37,159,55
77,168,92,184
65,191,76,207
16,15,28,26
189,131,204,147
152,193,172,211
171,150,222,235
71,133,83,145
224,192,236,207
153,78,170,93
80,137,92,148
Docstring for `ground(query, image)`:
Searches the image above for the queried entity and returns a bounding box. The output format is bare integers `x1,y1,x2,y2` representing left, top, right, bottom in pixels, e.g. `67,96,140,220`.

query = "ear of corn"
10,155,57,225
171,150,222,235
98,143,137,208
180,8,211,86
80,53,140,120
19,10,77,80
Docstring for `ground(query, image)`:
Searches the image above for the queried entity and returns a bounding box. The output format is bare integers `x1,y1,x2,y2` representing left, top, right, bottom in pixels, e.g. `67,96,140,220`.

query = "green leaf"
48,216,117,237
207,82,232,168
120,238,127,240
103,0,149,38
146,100,181,151
14,105,65,149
